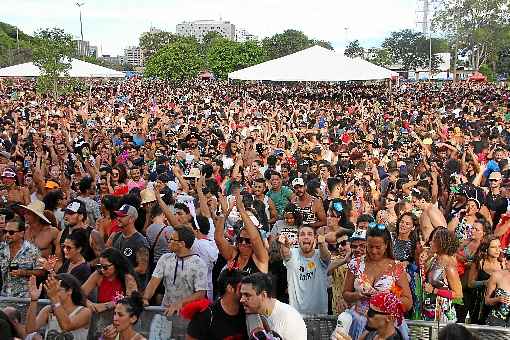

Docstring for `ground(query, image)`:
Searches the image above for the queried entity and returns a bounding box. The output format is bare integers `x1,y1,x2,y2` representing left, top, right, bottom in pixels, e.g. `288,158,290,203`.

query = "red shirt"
98,276,123,303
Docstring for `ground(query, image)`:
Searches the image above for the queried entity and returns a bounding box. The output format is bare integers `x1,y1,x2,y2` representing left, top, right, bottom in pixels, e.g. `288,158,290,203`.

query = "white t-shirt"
268,300,307,340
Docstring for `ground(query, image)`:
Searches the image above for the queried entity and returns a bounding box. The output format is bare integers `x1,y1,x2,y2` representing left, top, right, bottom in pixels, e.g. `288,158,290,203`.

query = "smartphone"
24,159,30,168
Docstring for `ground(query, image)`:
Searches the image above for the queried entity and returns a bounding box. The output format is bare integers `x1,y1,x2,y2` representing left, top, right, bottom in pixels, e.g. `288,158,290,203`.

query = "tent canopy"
0,58,125,78
468,71,487,82
228,45,397,82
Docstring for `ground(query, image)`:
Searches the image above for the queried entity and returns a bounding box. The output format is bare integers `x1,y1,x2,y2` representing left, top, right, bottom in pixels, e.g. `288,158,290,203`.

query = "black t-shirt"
57,260,91,285
486,192,507,226
112,231,149,269
187,299,248,340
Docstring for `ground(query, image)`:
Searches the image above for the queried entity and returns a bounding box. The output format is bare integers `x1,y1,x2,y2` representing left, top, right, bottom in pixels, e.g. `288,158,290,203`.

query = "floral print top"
0,240,41,298
348,256,404,315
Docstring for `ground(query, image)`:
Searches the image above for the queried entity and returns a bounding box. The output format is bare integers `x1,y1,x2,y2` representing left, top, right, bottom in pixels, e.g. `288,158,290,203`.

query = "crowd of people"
0,77,508,339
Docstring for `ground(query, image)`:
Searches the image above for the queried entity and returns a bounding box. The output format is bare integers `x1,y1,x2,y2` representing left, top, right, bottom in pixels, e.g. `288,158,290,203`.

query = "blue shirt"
284,248,329,314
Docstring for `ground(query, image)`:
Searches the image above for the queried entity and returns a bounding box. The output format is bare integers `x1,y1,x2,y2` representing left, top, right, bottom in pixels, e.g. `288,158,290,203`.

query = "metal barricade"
2,298,510,340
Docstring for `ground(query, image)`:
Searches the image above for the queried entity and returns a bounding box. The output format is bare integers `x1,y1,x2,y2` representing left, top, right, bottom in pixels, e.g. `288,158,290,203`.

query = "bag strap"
150,226,166,252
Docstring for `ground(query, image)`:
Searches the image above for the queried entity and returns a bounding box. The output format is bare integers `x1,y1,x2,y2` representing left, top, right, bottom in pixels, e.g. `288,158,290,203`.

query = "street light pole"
76,2,85,42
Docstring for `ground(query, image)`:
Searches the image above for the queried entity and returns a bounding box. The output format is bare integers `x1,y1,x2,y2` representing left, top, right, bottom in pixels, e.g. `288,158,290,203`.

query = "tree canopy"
32,27,75,97
344,40,365,58
144,39,203,80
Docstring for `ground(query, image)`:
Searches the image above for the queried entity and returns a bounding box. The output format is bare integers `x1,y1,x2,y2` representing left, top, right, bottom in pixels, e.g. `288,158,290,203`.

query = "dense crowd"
0,78,508,340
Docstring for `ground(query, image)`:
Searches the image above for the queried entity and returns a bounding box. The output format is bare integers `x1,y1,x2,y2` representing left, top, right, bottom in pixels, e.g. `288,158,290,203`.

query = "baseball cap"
115,204,139,219
45,180,60,189
349,229,366,242
291,177,305,187
1,168,16,178
64,200,87,215
489,171,502,181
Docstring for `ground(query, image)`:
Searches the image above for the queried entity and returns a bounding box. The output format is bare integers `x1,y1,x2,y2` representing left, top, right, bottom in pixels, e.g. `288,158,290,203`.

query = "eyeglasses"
367,307,389,318
96,263,113,271
238,237,251,245
368,222,386,230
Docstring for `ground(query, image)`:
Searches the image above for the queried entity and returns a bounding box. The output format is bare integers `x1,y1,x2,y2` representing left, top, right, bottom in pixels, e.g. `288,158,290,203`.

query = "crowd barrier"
2,297,510,339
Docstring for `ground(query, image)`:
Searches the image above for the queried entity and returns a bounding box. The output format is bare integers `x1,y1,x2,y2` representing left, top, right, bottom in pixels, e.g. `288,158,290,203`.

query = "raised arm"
237,194,269,271
213,211,236,261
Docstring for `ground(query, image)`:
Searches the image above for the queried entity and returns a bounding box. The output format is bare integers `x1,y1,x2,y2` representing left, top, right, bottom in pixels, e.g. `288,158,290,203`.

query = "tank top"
97,276,124,303
294,198,317,225
231,252,261,274
45,305,88,340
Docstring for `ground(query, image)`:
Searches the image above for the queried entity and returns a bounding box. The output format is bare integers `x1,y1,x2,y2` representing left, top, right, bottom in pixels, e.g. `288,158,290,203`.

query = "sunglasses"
95,263,113,271
238,237,251,245
338,240,347,247
63,245,75,251
2,230,20,235
368,222,386,230
367,307,389,318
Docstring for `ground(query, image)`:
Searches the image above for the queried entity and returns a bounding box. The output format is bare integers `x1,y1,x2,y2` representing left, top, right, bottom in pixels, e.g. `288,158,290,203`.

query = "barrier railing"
2,297,510,340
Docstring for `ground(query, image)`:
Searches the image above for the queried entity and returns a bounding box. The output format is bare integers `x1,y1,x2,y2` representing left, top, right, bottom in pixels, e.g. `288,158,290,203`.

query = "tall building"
176,19,236,42
74,39,90,57
235,28,257,42
89,46,98,58
124,46,143,67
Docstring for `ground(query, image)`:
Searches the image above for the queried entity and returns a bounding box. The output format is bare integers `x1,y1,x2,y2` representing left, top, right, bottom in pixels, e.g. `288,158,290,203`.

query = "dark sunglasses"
238,237,251,245
338,240,347,247
367,307,389,318
2,230,20,235
96,263,113,271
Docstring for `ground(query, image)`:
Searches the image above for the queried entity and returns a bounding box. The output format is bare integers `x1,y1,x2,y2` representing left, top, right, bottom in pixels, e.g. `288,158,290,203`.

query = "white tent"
228,45,397,82
0,58,125,78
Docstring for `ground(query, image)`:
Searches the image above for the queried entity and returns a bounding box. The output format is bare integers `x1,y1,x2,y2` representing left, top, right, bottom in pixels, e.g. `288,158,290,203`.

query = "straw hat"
19,201,51,224
140,189,158,205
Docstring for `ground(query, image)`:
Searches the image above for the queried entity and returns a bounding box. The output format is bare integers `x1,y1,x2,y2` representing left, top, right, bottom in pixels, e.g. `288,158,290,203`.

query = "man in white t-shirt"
240,272,307,340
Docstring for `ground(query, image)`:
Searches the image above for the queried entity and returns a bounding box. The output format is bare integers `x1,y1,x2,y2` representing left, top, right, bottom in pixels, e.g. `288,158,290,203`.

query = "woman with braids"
102,291,146,340
342,222,412,340
466,235,503,324
422,227,463,323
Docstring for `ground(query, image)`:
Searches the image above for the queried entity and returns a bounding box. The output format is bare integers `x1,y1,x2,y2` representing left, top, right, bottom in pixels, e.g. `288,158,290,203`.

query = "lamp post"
76,2,85,42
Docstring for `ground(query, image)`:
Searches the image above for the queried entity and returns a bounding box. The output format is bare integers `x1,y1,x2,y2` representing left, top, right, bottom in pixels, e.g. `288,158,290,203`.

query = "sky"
2,0,420,56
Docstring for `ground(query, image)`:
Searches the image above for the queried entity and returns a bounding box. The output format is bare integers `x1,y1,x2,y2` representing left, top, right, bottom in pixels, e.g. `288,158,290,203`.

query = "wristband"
436,288,454,299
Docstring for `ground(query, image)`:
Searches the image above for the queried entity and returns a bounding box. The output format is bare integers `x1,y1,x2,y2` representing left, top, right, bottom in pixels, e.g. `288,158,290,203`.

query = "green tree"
344,40,365,58
144,39,203,80
433,0,510,74
382,29,442,72
262,29,310,60
139,31,179,61
479,63,496,82
206,38,265,79
0,22,34,67
32,27,75,97
367,48,394,67
310,39,333,50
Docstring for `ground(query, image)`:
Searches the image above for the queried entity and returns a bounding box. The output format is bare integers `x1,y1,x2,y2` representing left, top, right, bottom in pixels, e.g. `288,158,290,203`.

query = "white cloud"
2,0,417,55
